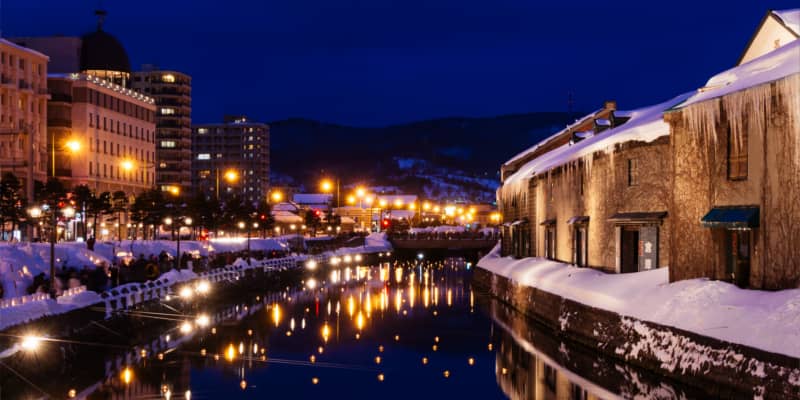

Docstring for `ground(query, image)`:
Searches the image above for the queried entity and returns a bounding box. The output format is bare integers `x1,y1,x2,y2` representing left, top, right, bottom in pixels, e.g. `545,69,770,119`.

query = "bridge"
388,233,498,260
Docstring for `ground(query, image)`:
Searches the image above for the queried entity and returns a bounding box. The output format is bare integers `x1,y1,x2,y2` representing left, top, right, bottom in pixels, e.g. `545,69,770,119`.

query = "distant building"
0,39,49,200
192,116,270,203
13,10,157,196
293,193,333,211
132,66,192,193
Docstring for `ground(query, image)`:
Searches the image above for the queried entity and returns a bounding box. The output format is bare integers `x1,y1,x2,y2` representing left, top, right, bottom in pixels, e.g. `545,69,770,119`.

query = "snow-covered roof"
503,108,602,166
272,210,303,224
677,40,800,109
272,202,299,212
773,9,800,36
293,193,332,205
504,93,692,186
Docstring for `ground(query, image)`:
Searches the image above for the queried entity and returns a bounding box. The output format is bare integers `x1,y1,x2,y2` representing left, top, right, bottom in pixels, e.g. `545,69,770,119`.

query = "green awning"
701,206,759,229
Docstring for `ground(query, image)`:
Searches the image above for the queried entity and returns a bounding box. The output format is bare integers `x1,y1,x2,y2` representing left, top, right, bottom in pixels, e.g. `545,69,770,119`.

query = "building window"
162,74,175,83
160,141,176,148
197,153,211,160
727,125,748,180
197,128,208,134
89,113,93,127
627,158,638,186
161,107,175,115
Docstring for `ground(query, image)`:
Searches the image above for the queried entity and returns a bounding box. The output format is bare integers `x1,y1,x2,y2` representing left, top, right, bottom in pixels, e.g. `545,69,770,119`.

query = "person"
86,236,96,251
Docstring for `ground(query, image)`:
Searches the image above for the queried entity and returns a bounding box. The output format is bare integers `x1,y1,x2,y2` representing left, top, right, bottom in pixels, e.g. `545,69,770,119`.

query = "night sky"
4,0,798,126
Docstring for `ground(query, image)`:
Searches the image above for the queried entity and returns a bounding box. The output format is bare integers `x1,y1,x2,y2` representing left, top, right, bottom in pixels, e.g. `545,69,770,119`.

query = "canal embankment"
474,245,800,398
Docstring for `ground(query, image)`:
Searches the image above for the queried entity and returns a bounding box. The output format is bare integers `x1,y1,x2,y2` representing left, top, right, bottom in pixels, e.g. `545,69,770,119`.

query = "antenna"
95,1,107,31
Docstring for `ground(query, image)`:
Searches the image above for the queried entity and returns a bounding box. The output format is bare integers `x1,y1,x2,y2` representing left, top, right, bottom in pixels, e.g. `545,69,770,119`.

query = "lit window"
197,128,208,134
161,108,175,115
197,153,211,160
160,141,176,148
162,74,175,83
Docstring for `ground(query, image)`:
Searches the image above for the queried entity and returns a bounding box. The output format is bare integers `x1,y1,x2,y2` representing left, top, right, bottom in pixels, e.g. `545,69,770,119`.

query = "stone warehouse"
497,9,800,289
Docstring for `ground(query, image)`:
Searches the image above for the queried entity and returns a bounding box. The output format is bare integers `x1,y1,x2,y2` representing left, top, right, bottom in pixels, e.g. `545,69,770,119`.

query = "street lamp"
216,169,239,200
52,137,81,177
270,191,283,203
320,178,340,208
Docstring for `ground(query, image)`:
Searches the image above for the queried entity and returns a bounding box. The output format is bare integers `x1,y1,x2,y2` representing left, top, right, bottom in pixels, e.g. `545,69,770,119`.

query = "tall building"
192,116,270,204
13,10,157,196
0,39,49,200
132,66,192,193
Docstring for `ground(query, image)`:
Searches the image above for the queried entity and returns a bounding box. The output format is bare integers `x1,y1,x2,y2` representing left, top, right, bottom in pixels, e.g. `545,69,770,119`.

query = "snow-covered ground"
478,245,800,358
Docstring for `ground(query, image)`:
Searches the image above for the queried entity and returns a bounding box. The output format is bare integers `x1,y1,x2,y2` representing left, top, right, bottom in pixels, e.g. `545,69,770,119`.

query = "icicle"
776,74,800,167
722,83,772,158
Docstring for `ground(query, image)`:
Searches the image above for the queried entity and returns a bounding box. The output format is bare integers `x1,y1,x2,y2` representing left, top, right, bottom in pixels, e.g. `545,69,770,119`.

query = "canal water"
2,258,714,399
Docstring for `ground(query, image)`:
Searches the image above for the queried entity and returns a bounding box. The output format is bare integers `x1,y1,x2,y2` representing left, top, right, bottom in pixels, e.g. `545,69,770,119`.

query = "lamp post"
216,169,239,200
51,135,81,177
320,178,339,208
29,204,74,298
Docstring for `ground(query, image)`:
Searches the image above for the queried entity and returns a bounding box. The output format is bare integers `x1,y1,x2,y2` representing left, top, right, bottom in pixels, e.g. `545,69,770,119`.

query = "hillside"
269,112,581,200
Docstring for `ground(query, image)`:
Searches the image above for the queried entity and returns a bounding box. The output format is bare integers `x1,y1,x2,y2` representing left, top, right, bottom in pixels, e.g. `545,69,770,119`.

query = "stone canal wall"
473,267,800,398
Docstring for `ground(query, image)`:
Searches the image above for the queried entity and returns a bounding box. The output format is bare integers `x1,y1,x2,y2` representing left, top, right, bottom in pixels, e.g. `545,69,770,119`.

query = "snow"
272,202,300,212
273,210,304,224
774,9,800,35
0,243,110,298
409,225,467,234
0,290,102,331
208,238,289,253
478,245,800,358
504,92,692,187
504,108,603,166
677,40,800,109
94,240,209,260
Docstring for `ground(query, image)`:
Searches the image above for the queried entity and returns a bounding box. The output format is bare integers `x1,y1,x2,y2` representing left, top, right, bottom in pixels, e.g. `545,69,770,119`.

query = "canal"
2,257,719,399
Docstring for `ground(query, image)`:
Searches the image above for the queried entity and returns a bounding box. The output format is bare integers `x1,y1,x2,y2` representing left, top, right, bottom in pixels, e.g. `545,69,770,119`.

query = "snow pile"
362,232,392,252
208,238,289,253
678,40,800,109
0,243,111,298
94,240,209,260
479,245,800,358
504,92,692,188
0,290,102,331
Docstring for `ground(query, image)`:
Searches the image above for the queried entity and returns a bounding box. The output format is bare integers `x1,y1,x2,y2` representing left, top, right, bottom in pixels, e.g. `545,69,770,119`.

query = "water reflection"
0,257,728,399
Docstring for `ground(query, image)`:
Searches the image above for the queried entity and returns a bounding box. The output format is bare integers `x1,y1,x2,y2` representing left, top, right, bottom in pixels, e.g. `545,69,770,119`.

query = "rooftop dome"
80,29,131,74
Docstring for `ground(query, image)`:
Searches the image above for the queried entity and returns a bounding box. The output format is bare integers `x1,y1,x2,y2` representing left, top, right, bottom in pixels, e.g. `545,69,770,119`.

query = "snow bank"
208,238,288,253
0,243,110,298
94,240,210,260
478,246,800,358
0,290,102,331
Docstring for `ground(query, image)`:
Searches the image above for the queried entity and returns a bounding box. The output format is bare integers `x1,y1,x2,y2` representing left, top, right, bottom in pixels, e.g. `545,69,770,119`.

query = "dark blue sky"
4,1,797,126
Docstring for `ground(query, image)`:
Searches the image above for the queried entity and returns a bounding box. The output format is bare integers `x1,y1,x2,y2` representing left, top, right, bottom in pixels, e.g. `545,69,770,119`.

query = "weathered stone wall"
519,139,672,272
667,77,800,289
474,267,800,398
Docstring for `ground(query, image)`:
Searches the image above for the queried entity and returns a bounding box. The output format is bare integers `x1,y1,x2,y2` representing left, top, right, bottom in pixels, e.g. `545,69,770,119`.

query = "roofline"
0,38,50,60
736,10,800,66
